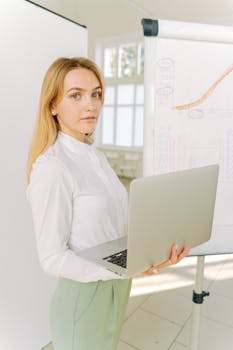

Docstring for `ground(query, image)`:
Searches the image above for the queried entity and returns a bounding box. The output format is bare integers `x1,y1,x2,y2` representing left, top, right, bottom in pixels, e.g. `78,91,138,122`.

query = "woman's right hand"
142,244,190,276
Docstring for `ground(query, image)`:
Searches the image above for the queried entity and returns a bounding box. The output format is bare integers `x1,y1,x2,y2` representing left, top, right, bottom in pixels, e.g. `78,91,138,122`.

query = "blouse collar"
57,131,93,154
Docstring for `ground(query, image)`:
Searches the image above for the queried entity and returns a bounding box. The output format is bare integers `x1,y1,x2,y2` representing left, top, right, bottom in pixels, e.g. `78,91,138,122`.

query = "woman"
26,57,190,350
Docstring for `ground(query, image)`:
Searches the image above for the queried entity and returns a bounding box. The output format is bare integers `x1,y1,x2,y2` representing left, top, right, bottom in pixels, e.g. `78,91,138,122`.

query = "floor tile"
202,291,233,327
141,290,192,326
164,269,195,299
169,342,187,350
210,255,233,299
117,341,139,350
210,278,233,299
173,283,194,300
203,255,228,286
159,266,198,303
125,294,151,320
177,316,233,350
131,270,173,296
120,308,181,350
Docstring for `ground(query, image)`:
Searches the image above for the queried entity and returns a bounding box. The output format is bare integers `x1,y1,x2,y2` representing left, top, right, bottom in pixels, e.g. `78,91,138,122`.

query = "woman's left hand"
142,244,191,275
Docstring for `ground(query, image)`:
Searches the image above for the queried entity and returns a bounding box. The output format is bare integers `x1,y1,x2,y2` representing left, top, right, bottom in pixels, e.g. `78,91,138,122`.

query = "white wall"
0,1,87,349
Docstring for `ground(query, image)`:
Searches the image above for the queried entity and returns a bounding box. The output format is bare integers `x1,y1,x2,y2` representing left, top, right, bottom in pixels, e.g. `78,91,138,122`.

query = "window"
96,37,144,149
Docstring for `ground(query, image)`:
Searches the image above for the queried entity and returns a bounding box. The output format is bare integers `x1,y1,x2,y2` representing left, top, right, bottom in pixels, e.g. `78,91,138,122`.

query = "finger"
170,245,188,264
142,266,156,275
177,247,191,261
169,244,179,263
180,246,191,256
182,247,191,256
144,264,161,275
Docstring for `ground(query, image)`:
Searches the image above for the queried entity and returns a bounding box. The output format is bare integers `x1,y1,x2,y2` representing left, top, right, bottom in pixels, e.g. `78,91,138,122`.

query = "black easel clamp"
141,19,159,37
192,290,210,304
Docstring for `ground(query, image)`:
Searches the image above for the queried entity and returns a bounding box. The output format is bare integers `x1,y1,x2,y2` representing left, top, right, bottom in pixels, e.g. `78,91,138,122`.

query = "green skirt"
50,278,132,350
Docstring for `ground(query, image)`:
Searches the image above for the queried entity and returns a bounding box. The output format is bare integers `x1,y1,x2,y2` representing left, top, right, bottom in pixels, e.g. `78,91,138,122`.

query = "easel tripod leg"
189,256,209,350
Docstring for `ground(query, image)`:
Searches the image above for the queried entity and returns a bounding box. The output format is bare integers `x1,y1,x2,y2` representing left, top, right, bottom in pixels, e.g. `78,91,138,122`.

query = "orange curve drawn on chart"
173,63,233,110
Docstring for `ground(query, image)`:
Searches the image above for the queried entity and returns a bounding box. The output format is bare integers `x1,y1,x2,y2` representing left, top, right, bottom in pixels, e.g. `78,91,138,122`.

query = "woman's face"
52,68,103,142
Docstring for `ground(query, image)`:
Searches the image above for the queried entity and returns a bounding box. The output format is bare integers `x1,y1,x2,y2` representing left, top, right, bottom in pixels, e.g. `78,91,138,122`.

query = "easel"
141,19,212,350
141,16,233,349
189,256,210,349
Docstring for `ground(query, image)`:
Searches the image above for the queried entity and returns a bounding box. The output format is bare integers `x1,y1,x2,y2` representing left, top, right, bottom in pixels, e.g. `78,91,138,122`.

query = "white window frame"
95,34,144,152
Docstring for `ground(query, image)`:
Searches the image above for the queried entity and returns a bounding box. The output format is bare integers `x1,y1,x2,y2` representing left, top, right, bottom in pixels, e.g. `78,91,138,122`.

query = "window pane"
116,107,133,146
135,107,143,146
137,43,144,75
105,86,115,105
104,47,117,78
119,44,137,77
136,85,144,104
117,84,134,105
102,107,114,144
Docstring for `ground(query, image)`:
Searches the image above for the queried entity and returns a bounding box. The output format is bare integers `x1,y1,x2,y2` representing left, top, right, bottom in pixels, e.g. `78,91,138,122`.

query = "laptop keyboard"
103,249,127,268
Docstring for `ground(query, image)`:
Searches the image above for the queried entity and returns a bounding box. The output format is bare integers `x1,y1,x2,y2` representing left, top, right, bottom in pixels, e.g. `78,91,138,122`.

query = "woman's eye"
92,91,102,99
71,93,81,100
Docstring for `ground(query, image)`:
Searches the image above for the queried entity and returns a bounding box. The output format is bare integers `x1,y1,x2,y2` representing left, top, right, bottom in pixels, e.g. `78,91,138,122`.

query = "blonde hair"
26,57,105,185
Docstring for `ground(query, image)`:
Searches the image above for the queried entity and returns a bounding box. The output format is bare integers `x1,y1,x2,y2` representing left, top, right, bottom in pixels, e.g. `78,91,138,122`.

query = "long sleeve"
27,156,123,282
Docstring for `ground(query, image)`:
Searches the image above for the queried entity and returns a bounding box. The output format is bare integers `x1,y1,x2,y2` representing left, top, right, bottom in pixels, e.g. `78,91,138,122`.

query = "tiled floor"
118,254,233,350
43,253,233,350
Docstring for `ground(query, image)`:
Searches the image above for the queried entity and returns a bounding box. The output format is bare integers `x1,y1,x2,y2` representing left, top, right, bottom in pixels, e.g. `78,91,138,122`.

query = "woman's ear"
50,102,57,116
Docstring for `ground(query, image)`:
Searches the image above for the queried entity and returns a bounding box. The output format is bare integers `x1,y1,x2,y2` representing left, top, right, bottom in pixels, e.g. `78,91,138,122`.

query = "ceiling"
32,0,233,57
131,0,233,23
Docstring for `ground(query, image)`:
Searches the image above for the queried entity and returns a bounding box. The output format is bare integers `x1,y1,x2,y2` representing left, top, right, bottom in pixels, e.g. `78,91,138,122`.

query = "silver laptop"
78,164,219,278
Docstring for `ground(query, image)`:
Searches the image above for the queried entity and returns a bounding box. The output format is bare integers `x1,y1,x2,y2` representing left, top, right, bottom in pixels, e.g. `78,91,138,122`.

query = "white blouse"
26,131,129,282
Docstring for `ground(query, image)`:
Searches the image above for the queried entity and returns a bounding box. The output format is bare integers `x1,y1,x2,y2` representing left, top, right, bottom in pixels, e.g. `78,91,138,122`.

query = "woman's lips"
81,116,96,120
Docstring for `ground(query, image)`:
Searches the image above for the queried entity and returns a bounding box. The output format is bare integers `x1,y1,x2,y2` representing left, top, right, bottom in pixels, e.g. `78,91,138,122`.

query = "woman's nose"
83,94,95,110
